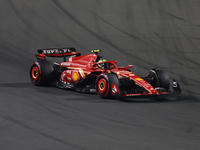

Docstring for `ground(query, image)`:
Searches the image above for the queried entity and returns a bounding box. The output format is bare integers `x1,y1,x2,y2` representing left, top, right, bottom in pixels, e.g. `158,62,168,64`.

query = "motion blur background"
0,0,200,150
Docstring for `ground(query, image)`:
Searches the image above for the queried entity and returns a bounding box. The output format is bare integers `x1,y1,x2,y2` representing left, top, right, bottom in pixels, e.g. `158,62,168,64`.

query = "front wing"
121,91,179,98
120,80,181,98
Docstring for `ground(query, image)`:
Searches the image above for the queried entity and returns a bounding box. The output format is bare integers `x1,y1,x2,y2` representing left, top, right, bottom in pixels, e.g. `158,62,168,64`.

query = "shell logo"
72,71,79,82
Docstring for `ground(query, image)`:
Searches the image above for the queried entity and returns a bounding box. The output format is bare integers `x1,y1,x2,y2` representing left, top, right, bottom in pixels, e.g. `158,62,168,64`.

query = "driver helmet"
98,59,107,69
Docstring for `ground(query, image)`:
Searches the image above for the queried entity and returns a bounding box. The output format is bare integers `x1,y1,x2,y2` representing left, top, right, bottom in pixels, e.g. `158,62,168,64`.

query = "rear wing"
35,47,80,61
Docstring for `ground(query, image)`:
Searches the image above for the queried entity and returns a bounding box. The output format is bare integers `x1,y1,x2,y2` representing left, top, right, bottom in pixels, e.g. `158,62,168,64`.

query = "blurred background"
0,1,200,150
1,0,200,97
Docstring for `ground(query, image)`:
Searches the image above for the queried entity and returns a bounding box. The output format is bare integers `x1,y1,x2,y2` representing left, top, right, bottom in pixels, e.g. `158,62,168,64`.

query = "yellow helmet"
98,59,107,69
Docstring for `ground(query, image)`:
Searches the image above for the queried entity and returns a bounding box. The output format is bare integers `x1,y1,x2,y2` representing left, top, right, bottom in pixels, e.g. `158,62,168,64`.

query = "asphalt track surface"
0,0,200,150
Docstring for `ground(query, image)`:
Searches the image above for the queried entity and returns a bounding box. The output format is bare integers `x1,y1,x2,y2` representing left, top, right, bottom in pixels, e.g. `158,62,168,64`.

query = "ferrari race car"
30,48,181,99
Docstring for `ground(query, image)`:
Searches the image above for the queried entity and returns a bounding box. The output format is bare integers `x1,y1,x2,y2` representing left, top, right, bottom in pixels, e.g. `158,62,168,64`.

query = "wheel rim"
98,78,107,93
31,67,39,81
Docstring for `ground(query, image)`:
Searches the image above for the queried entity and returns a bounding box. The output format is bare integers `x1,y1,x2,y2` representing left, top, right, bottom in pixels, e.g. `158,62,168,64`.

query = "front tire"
95,73,120,99
156,70,170,90
96,74,111,98
146,69,170,91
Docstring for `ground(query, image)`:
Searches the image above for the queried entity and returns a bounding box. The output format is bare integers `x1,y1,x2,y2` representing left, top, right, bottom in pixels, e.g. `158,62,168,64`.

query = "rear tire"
30,61,54,86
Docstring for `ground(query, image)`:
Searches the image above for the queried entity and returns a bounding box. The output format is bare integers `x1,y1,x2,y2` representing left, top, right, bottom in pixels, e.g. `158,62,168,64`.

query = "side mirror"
127,65,133,68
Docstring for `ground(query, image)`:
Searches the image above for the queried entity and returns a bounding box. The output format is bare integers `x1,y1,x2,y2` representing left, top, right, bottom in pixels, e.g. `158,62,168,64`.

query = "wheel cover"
98,78,107,93
31,67,39,81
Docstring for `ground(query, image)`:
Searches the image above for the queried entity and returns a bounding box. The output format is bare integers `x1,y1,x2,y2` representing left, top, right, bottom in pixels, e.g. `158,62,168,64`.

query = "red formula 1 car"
30,48,181,99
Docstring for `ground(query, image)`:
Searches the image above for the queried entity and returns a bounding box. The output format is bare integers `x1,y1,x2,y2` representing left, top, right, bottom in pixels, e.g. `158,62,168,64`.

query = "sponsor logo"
61,62,70,66
72,71,79,82
173,81,177,87
42,49,72,54
136,78,142,81
150,69,156,74
67,67,86,79
43,49,57,54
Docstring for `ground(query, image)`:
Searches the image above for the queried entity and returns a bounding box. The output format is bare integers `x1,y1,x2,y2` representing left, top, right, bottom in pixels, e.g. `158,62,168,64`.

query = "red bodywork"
31,48,181,98
56,53,163,97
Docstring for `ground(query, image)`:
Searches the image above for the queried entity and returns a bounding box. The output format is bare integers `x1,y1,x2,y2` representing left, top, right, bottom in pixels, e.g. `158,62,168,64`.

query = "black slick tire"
30,61,54,86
